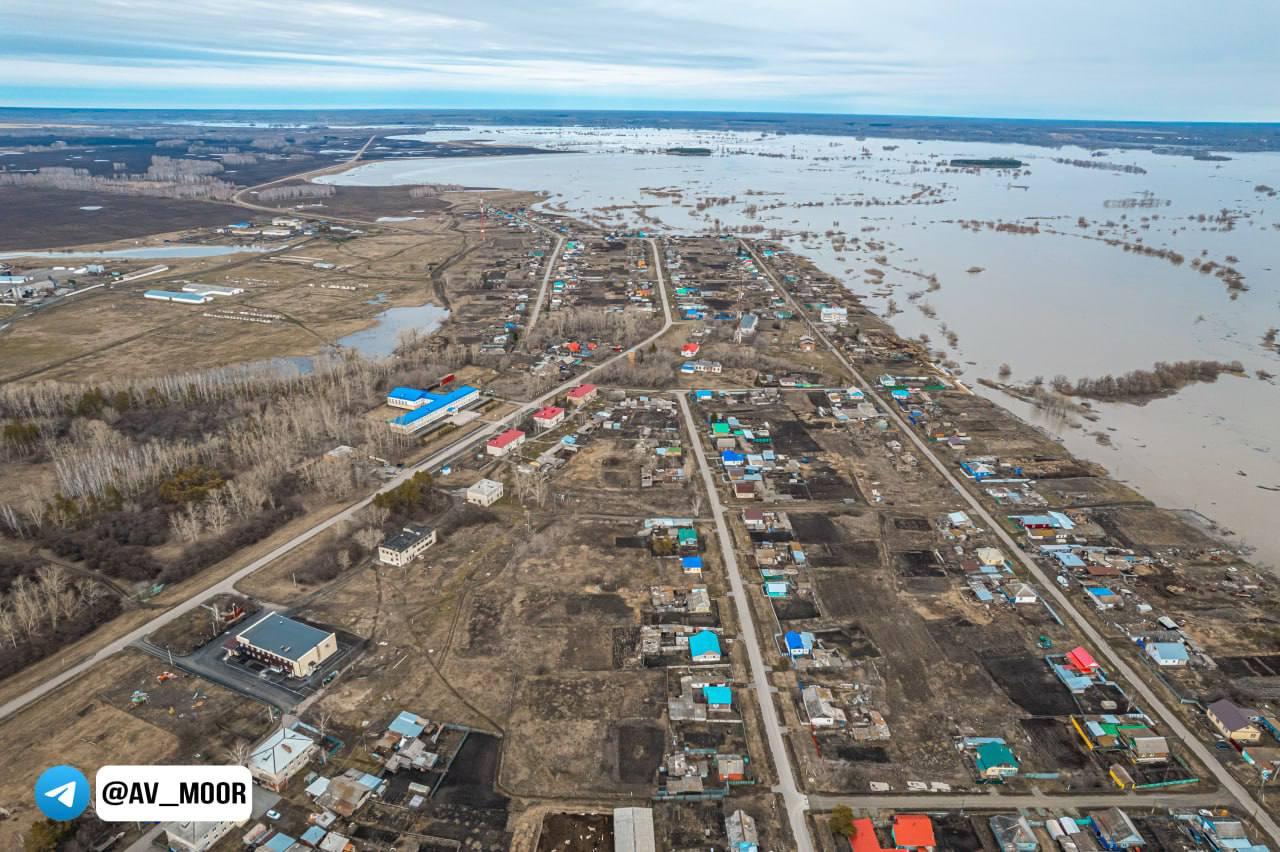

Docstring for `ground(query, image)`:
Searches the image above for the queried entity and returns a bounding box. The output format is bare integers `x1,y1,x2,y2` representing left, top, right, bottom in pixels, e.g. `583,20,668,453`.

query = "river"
319,126,1280,568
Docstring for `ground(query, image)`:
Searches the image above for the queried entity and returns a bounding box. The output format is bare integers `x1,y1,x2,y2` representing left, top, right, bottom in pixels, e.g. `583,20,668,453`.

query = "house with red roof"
486,428,526,457
681,342,701,357
566,384,598,406
1066,646,1100,674
848,818,888,852
532,406,566,430
892,814,936,851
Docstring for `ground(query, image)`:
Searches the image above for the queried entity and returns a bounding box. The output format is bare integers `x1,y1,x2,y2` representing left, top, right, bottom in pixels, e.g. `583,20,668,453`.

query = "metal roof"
238,612,333,662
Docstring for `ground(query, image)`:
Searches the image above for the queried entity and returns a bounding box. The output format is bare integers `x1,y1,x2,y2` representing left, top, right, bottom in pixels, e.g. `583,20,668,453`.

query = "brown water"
323,126,1280,567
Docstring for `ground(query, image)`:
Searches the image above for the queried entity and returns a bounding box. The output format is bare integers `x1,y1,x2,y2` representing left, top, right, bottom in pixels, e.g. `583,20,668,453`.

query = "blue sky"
5,0,1278,120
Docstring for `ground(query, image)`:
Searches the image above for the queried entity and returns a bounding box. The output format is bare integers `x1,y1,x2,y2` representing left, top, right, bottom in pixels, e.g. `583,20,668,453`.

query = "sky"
4,0,1278,120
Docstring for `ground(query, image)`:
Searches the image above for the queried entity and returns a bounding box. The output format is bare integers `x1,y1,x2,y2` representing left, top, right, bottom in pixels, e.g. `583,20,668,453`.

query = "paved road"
677,393,814,852
0,237,673,724
809,791,1233,811
741,240,1280,842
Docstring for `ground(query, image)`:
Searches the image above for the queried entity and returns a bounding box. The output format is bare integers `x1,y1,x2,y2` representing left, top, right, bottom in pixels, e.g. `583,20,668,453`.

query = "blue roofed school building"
387,384,481,435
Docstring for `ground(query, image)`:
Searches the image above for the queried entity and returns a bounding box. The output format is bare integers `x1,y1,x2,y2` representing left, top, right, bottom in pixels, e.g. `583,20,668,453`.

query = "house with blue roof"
681,555,703,574
387,710,427,738
783,630,814,658
689,630,722,662
262,833,297,852
703,685,732,708
1145,641,1189,666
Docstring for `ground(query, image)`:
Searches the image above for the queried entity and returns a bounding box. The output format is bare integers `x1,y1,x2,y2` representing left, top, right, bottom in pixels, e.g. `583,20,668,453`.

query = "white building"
819,305,849,325
614,807,656,852
486,428,526,457
378,524,437,566
467,478,504,507
248,726,318,791
532,405,566,430
801,684,847,727
164,820,247,852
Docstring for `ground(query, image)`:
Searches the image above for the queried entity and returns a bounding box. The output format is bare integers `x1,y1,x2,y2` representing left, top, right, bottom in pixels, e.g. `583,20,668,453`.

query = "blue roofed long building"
387,384,481,435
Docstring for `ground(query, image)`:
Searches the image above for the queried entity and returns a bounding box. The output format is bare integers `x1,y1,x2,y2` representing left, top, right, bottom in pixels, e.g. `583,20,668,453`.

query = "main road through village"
0,238,673,725
4,228,1276,851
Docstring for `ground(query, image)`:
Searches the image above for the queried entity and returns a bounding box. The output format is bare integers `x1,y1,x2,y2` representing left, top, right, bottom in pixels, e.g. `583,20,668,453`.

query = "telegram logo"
35,765,90,821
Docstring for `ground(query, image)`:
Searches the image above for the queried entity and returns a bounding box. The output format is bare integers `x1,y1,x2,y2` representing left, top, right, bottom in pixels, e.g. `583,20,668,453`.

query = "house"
681,342,701,357
1089,807,1143,850
487,428,526,457
681,555,703,574
248,726,318,791
801,685,846,727
849,818,889,852
1145,641,1189,666
703,685,733,709
798,335,816,352
989,815,1037,852
1066,646,1101,675
1207,699,1262,743
819,305,848,325
566,383,598,405
377,524,437,567
732,481,760,501
974,740,1020,780
726,810,759,852
715,753,746,782
614,807,656,852
466,478,504,507
1007,583,1038,605
533,405,566,430
1086,586,1121,610
892,814,936,851
734,312,758,342
784,630,815,658
689,630,722,662
163,819,247,852
975,546,1005,567
316,770,377,817
236,612,337,678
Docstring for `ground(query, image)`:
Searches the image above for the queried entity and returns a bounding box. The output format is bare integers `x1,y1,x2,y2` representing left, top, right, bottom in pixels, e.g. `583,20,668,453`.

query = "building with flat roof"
248,726,318,791
235,612,337,678
467,478,504,507
378,524,436,567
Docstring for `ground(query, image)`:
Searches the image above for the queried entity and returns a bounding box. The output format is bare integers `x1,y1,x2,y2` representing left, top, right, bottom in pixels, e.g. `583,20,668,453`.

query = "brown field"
0,649,271,848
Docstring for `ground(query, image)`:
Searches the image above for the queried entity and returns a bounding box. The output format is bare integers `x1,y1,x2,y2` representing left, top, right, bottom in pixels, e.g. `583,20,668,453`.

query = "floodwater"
334,302,448,358
323,126,1280,568
0,244,274,260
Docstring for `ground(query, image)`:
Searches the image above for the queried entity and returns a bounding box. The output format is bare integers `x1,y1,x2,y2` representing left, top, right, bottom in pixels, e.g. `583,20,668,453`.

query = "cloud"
3,0,1277,118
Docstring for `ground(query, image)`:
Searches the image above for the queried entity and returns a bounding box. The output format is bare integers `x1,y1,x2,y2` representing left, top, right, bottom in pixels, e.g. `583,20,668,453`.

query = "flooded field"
323,127,1280,566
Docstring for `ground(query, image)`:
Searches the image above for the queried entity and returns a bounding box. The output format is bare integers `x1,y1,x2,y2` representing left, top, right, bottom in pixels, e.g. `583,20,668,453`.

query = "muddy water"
322,127,1280,567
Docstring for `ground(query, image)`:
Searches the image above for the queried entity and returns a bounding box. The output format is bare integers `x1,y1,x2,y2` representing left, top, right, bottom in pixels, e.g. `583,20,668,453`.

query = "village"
1,188,1280,852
